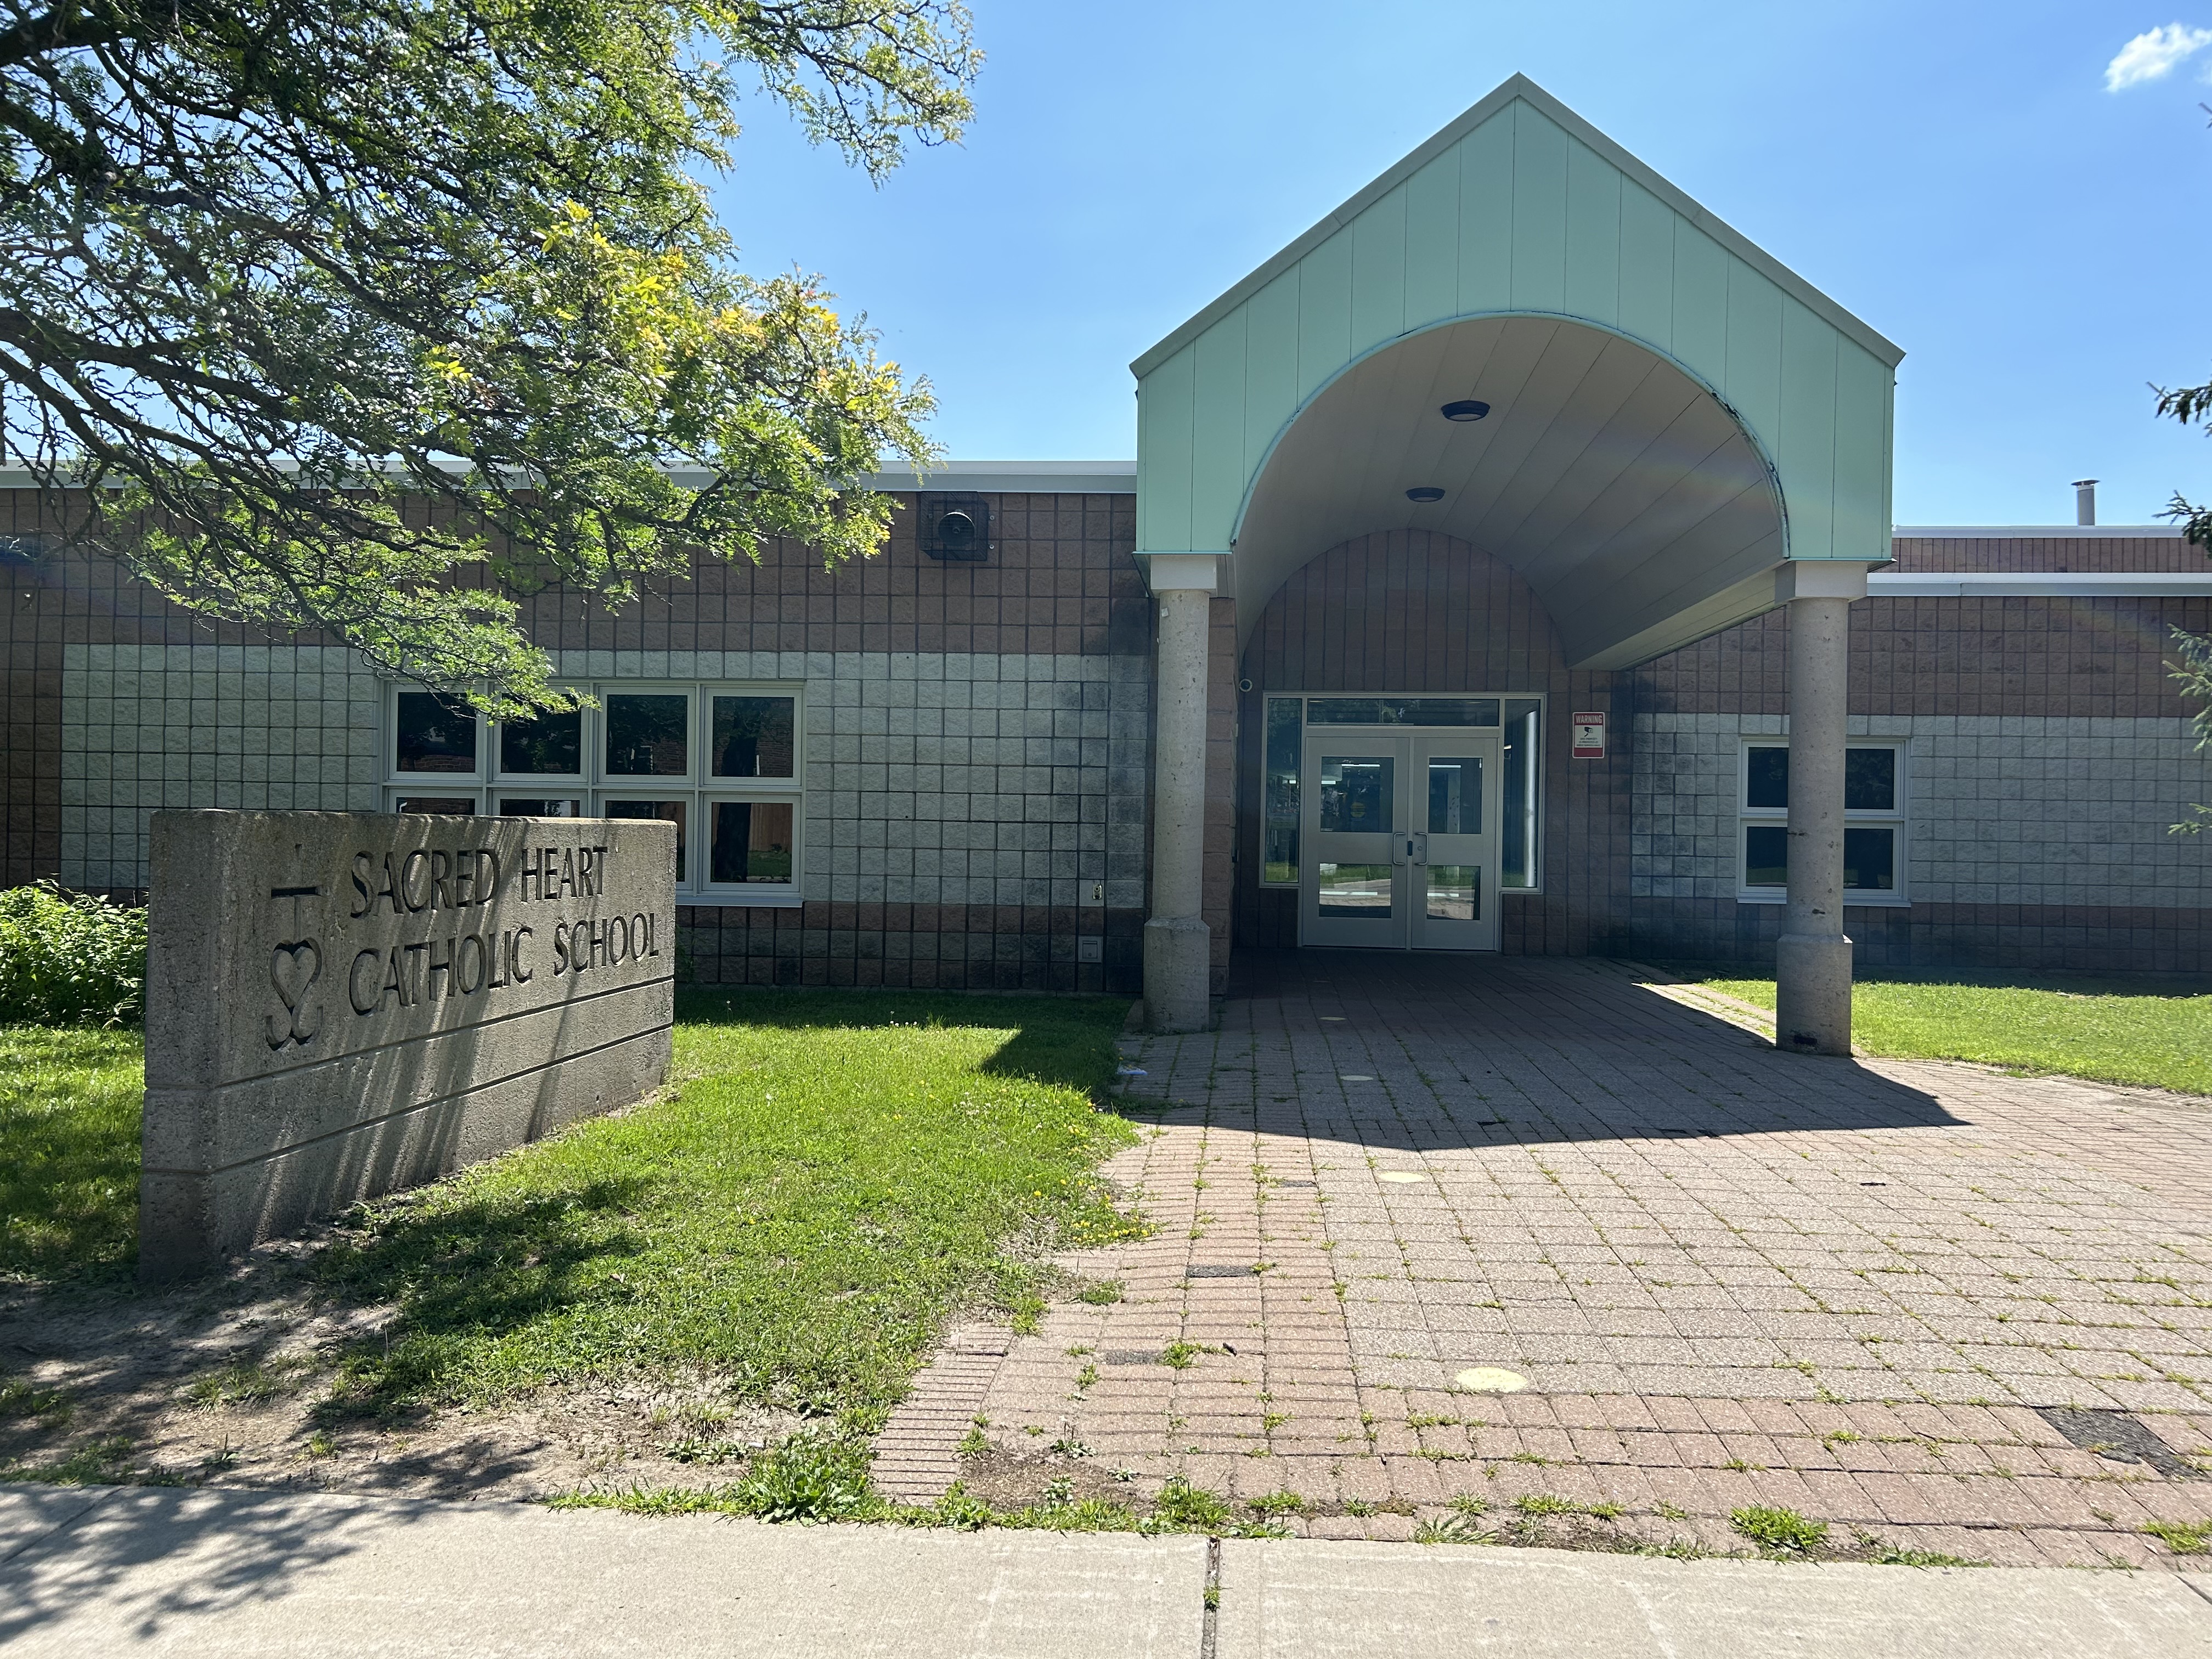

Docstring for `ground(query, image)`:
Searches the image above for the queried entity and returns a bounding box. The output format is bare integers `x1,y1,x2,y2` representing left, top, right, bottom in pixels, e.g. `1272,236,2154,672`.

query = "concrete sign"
142,810,675,1280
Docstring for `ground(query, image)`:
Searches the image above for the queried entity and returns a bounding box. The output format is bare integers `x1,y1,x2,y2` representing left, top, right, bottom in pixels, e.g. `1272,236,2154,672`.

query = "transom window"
1739,740,1908,905
383,682,803,907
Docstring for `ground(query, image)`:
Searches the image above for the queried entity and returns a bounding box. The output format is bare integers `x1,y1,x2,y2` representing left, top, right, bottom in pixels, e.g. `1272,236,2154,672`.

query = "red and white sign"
1570,710,1607,759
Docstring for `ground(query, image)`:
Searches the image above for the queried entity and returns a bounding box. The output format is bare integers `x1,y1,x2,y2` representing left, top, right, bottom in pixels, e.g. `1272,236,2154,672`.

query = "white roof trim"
1871,572,2212,597
1892,524,2183,540
1132,73,1903,379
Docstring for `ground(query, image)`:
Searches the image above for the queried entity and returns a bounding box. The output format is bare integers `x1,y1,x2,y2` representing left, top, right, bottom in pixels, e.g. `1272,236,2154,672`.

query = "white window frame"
381,680,805,908
1736,737,1909,907
1257,690,1548,895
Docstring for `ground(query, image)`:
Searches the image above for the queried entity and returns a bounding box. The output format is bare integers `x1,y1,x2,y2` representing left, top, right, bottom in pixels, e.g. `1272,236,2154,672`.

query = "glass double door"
1301,731,1500,950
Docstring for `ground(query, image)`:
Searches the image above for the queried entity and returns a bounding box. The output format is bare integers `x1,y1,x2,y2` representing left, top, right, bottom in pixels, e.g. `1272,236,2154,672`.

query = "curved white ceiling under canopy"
1235,315,1784,668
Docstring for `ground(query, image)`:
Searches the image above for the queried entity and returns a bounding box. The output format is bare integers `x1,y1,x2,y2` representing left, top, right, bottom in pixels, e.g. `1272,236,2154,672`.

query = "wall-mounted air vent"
918,493,991,562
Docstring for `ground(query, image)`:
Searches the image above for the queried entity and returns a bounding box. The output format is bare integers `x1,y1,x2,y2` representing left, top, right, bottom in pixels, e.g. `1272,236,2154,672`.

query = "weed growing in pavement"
1730,1505,1829,1556
930,1482,995,1530
1146,1476,1234,1532
2146,1519,2212,1555
957,1426,990,1458
1852,1530,1987,1567
1414,1513,1489,1543
1160,1341,1201,1370
1246,1491,1305,1517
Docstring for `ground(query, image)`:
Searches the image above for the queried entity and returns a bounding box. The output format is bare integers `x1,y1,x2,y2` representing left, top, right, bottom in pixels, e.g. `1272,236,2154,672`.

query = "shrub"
0,883,148,1026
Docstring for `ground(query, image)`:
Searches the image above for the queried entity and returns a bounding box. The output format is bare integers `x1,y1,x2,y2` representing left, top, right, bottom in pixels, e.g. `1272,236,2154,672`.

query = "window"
1500,698,1541,889
382,682,803,906
1262,697,1301,884
1739,740,1907,904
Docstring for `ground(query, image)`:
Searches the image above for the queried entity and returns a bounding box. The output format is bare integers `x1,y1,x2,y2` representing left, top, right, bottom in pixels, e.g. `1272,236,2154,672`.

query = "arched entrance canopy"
1132,75,1902,669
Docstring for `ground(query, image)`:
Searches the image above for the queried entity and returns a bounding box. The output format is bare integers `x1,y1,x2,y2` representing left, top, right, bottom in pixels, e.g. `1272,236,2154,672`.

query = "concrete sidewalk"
7,1483,2212,1657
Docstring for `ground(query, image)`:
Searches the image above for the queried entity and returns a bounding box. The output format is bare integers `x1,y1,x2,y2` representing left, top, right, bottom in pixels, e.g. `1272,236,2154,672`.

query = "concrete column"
1773,561,1867,1057
1142,555,1217,1032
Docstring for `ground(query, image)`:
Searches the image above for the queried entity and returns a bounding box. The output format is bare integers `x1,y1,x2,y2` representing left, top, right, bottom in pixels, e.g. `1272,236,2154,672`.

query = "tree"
1,0,978,713
2156,376,2212,831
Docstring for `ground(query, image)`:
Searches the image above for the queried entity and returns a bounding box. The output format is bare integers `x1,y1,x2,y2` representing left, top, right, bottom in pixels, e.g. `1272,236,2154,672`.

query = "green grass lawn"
1,990,1140,1438
314,988,1141,1429
1671,966,2212,1096
0,1025,143,1281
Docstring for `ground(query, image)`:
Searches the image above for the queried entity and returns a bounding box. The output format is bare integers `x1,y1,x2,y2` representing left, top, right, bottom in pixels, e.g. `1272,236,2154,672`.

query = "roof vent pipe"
2073,479,2098,527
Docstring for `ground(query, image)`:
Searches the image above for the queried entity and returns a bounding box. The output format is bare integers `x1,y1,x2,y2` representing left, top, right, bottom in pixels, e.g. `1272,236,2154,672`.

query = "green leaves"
3,0,977,711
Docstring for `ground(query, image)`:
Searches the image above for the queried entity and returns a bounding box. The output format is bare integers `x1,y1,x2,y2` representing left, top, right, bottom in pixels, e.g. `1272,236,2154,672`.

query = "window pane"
711,800,795,883
1305,698,1380,725
606,695,689,776
1318,755,1393,832
1745,824,1788,887
1426,757,1482,834
1843,826,1896,891
1307,697,1497,726
394,692,476,774
499,798,580,818
712,696,796,778
1502,699,1539,888
395,796,476,815
499,708,582,775
1402,698,1498,726
604,799,687,883
1263,697,1300,883
1845,747,1897,812
1746,747,1788,810
1426,865,1479,922
1316,862,1391,918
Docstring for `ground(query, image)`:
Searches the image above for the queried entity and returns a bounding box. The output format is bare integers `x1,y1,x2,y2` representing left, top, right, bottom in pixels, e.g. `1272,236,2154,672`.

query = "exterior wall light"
1440,400,1491,421
1406,487,1446,503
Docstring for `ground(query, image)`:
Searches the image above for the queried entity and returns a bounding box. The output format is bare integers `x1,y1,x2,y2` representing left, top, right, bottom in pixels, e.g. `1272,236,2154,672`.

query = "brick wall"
1234,530,1633,957
1623,544,2212,968
5,488,1156,995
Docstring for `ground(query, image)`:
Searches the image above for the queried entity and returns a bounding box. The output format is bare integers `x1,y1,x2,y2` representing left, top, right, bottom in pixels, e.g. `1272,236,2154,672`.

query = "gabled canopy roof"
1132,74,1901,667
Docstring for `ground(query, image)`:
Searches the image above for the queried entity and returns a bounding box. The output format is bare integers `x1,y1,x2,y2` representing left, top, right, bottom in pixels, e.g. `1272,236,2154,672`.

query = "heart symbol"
266,940,323,1048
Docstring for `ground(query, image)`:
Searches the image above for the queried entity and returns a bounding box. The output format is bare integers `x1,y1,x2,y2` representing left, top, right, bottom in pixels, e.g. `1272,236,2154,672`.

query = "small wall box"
919,494,991,562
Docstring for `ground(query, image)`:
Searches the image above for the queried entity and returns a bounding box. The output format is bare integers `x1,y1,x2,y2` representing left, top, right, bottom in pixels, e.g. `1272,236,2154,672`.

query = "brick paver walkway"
877,953,2212,1567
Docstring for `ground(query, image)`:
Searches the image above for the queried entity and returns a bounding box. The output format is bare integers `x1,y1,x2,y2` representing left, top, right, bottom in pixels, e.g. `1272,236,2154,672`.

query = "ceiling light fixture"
1440,399,1491,422
1405,486,1445,503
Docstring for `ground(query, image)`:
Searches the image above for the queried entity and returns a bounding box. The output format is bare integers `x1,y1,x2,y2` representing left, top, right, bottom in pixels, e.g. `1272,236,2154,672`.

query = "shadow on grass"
312,988,1136,1421
313,1180,652,1421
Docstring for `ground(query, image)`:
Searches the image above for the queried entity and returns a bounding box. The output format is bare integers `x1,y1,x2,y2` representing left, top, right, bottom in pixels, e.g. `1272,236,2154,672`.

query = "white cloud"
2106,22,2212,91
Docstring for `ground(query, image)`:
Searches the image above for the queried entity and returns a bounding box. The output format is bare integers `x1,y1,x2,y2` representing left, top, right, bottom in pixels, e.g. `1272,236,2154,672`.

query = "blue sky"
716,3,2212,527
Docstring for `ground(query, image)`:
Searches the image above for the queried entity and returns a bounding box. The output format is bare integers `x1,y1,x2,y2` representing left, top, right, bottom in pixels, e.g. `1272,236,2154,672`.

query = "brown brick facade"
7,492,2208,983
1234,530,1633,958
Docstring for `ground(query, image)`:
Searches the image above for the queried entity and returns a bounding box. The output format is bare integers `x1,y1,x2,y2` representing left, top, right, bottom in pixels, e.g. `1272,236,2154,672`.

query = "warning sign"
1570,710,1606,759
